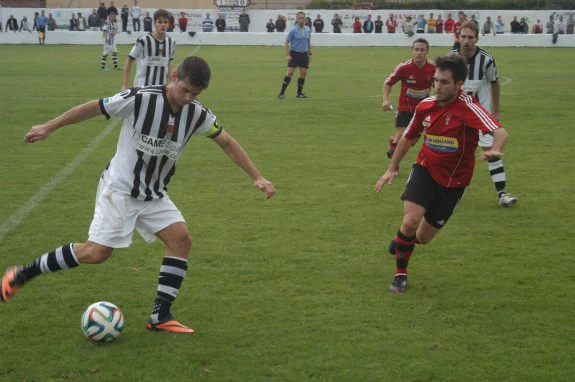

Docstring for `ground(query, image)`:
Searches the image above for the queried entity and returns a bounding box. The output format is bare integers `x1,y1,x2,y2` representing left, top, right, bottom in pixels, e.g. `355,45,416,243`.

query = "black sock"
14,243,79,286
280,76,291,94
101,55,107,69
150,256,188,322
112,53,118,69
297,78,305,95
488,159,506,197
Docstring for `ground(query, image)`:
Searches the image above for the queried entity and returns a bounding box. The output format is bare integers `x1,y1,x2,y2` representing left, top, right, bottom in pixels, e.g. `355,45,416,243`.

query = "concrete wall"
46,0,215,8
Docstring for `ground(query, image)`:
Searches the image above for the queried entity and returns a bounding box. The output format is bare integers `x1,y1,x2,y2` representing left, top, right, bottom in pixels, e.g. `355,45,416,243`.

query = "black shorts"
395,111,414,128
288,51,309,69
401,164,466,229
38,26,46,33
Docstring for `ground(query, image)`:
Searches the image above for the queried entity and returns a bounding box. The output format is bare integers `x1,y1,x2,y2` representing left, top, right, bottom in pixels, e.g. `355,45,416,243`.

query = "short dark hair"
412,38,429,50
154,9,169,22
460,21,479,37
177,56,211,89
434,55,468,83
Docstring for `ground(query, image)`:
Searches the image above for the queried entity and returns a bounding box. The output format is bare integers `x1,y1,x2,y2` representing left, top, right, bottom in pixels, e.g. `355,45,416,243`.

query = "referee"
277,11,312,99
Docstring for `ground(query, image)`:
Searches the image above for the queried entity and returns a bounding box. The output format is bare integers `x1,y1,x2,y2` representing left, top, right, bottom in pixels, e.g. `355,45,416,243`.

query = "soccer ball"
81,301,124,343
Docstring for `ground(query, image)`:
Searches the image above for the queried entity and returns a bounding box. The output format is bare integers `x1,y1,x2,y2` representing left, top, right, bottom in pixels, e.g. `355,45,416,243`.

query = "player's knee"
172,232,193,254
74,242,113,264
400,221,418,237
415,233,433,245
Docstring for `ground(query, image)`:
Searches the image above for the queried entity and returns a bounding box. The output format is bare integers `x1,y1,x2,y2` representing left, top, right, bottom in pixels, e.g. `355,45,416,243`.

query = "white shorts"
479,130,494,148
88,181,185,248
102,44,117,54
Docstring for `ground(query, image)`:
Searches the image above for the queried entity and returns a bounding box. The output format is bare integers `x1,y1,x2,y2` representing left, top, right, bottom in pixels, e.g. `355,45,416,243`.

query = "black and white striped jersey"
128,34,176,87
98,86,221,201
102,20,118,45
448,47,497,112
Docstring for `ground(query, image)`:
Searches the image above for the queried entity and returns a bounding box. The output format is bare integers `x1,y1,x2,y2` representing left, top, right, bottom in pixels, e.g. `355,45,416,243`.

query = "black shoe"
389,274,407,294
388,239,396,255
296,93,309,98
277,93,285,99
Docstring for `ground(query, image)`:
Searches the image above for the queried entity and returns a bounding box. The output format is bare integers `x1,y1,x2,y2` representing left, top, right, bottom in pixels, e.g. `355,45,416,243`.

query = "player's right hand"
286,56,292,62
374,169,398,192
382,100,392,112
24,124,52,144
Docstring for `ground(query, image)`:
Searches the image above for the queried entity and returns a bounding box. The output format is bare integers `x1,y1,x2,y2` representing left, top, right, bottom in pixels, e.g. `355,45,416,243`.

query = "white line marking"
499,76,512,85
0,120,120,243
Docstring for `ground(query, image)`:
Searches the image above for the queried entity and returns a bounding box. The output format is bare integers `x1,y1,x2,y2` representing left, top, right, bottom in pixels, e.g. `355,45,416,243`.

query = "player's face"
434,69,462,104
459,28,478,54
154,17,169,35
411,42,428,64
296,14,305,27
171,78,204,106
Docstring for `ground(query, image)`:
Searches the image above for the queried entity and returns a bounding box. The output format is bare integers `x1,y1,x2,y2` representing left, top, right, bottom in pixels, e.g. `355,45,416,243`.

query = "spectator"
567,15,574,34
482,16,495,36
97,2,108,27
202,13,213,32
266,18,275,32
386,13,397,33
32,12,39,31
519,18,528,34
69,14,78,31
47,13,58,31
403,16,415,37
470,15,479,30
216,14,226,32
78,13,87,31
363,14,374,33
19,16,32,32
143,12,152,32
238,11,250,32
120,3,129,32
331,14,342,33
374,15,383,33
275,15,286,32
495,16,505,34
353,17,362,33
427,13,435,33
167,12,175,32
130,0,142,32
6,15,18,32
556,16,565,34
436,14,444,33
444,13,455,33
108,1,118,18
179,12,188,32
532,19,543,34
88,9,100,31
313,14,324,33
305,17,312,30
415,14,426,33
510,16,520,33
546,15,554,34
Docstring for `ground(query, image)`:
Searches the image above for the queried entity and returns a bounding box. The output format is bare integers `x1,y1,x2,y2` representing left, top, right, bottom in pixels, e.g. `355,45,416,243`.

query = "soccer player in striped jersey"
448,21,517,207
374,55,509,293
2,57,276,334
122,9,175,90
382,38,435,161
101,11,121,71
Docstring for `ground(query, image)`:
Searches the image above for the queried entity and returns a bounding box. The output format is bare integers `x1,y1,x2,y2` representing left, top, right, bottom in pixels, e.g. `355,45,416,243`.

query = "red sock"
395,230,416,275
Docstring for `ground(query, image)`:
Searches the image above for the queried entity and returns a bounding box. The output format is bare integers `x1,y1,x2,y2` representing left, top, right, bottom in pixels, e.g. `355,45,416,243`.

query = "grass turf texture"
0,45,574,381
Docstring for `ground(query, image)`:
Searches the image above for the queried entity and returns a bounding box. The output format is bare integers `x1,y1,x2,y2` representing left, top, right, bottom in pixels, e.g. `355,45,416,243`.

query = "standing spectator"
202,13,213,32
305,17,312,31
97,2,108,28
266,18,275,32
363,15,374,33
567,15,574,34
556,16,565,34
444,13,454,33
6,15,18,32
452,11,466,50
178,12,188,32
78,13,87,31
435,14,444,33
313,14,324,33
374,15,383,33
427,13,435,33
36,10,48,44
353,17,362,33
415,14,426,33
386,13,397,33
519,18,528,34
331,14,342,33
130,0,142,32
470,15,479,30
495,16,505,34
216,14,226,32
510,16,520,33
69,14,78,31
402,16,415,36
121,3,129,32
546,15,555,34
47,13,58,31
239,11,250,32
532,19,543,34
167,12,175,32
275,15,286,32
19,16,32,32
88,9,100,31
33,12,39,31
143,12,153,32
108,2,118,18
482,16,495,36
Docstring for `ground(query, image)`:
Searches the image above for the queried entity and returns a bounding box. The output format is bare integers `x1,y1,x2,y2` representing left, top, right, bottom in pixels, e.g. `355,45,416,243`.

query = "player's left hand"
374,170,398,192
24,124,53,144
254,177,276,199
480,150,503,161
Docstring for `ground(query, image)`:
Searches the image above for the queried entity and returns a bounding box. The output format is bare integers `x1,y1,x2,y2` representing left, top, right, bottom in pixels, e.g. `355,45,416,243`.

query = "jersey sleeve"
192,108,219,137
485,58,498,83
129,37,144,60
403,107,424,139
384,63,403,87
285,28,294,42
170,40,176,61
463,97,501,134
98,88,138,120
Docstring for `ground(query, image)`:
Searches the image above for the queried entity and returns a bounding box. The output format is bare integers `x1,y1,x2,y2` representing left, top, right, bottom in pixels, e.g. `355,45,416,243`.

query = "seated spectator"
519,18,528,34
495,16,505,34
510,16,520,33
353,17,362,33
532,19,543,34
179,12,188,32
482,16,495,36
435,14,444,33
20,16,32,32
47,13,58,31
402,16,414,36
567,15,574,34
202,13,213,32
266,18,275,32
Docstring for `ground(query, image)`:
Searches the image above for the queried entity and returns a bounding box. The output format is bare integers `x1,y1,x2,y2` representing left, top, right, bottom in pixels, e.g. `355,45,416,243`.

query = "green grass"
0,44,574,381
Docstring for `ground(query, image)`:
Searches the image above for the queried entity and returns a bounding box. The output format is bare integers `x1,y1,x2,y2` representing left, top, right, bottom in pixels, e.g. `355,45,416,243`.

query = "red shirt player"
375,55,508,294
452,11,466,50
382,38,435,160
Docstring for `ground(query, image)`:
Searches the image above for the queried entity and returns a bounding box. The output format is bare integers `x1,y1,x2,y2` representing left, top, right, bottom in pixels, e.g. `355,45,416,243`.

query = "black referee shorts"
401,163,466,229
288,51,309,69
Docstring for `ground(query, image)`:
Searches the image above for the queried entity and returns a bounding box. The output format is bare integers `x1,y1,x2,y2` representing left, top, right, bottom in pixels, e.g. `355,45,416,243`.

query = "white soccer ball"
81,301,124,343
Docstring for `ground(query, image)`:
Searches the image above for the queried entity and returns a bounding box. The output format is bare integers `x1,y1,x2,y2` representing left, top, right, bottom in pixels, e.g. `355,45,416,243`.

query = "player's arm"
24,100,102,144
122,57,134,90
490,79,500,120
381,83,393,111
284,39,291,62
481,128,508,161
212,129,275,199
